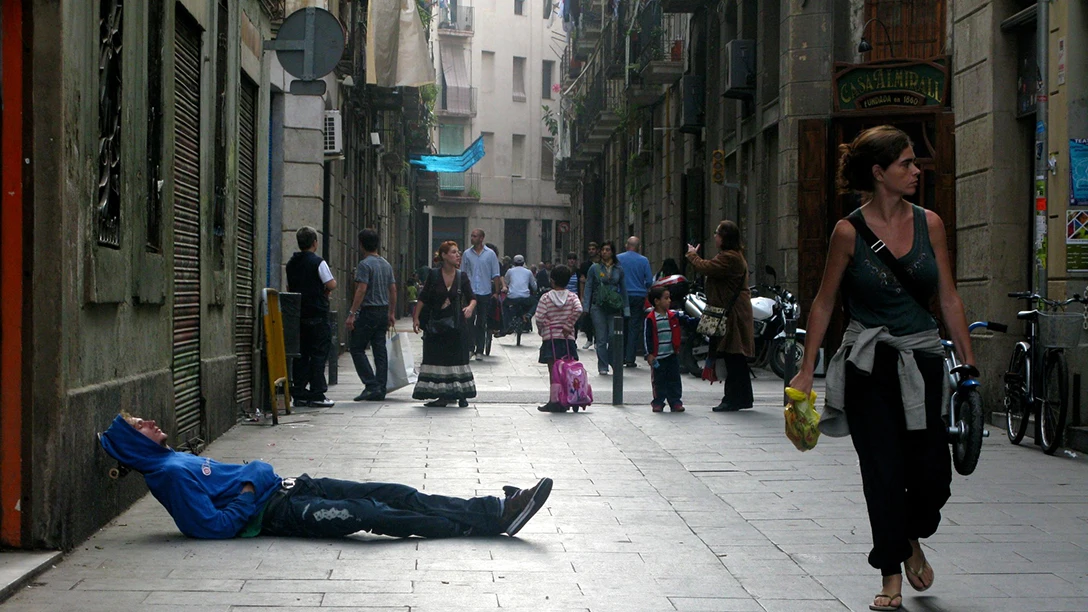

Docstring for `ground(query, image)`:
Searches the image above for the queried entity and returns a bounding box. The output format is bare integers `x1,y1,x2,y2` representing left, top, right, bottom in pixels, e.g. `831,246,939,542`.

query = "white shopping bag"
386,332,417,392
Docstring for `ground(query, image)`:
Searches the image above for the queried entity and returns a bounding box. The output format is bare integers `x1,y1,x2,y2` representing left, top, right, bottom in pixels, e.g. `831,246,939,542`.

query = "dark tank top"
842,205,939,336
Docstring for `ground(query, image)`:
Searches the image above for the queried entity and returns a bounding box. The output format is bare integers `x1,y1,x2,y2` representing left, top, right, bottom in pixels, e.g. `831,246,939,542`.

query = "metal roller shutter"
172,12,203,438
235,77,258,414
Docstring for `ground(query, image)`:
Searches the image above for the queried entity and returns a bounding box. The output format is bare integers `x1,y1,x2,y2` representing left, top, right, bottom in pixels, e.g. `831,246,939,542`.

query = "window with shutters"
540,138,554,179
212,0,229,270
542,60,554,99
514,0,525,16
513,56,526,102
862,0,946,61
96,0,123,248
146,0,164,252
512,134,525,177
482,51,496,92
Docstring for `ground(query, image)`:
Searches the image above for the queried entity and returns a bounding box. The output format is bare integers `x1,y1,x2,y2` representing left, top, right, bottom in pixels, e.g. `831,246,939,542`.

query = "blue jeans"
502,296,534,333
590,306,619,373
350,307,389,395
261,475,504,539
650,354,683,408
624,295,647,363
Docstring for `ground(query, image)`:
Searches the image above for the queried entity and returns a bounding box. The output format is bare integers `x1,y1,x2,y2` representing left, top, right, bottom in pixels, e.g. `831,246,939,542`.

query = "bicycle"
942,321,1003,475
999,290,1087,455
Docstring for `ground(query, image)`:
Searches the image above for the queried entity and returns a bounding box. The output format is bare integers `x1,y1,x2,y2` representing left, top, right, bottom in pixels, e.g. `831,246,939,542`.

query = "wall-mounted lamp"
340,76,355,87
858,18,897,58
370,132,381,147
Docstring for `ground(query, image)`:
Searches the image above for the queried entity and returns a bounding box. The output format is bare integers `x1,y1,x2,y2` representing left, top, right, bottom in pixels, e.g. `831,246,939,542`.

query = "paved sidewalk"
4,322,1087,611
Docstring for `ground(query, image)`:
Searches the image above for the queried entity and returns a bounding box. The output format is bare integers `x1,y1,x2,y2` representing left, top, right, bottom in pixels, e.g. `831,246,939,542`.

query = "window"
479,132,495,175
514,0,525,15
512,134,525,176
512,56,527,101
541,138,554,180
97,0,124,248
481,50,495,93
542,60,554,99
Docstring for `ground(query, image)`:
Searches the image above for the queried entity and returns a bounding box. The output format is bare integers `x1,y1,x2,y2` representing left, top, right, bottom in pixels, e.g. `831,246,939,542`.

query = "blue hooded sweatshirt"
99,414,283,539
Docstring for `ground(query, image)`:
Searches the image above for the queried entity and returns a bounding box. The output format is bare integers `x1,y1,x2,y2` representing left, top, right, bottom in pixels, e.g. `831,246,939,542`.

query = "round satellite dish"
273,7,345,81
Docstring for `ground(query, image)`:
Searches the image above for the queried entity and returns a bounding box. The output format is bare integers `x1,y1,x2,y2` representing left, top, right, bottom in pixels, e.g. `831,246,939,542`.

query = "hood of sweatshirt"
545,289,570,307
99,414,283,538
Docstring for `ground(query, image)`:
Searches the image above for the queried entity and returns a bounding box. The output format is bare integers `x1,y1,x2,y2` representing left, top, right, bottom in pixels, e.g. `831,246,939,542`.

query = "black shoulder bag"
846,215,933,314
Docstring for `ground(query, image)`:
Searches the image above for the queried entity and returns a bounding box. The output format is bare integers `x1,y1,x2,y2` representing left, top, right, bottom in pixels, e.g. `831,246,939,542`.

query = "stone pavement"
4,321,1087,611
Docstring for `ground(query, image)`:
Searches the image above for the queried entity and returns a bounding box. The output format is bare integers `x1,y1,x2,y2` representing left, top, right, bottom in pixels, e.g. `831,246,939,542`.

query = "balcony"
601,12,627,79
571,7,604,60
436,86,477,118
554,158,581,195
635,8,687,84
661,0,709,12
438,5,474,36
574,67,624,156
438,171,480,200
259,0,285,21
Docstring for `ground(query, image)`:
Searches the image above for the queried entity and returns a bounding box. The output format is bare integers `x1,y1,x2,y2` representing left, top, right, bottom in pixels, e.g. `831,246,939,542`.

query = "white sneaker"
474,352,483,361
582,341,594,349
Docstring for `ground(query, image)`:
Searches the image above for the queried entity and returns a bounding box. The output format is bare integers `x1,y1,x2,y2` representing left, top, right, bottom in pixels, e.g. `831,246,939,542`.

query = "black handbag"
424,270,461,336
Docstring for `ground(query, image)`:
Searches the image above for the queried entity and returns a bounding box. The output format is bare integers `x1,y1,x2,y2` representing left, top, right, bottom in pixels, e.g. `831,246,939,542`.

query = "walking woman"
582,241,629,376
412,241,477,407
789,125,974,611
685,221,754,411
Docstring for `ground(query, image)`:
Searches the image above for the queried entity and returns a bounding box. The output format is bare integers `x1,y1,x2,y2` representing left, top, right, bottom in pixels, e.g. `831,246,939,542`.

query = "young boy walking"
643,286,691,412
535,265,584,412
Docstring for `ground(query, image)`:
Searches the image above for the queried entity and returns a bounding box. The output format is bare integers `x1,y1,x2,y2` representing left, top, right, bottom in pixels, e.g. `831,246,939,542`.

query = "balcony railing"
259,0,285,21
438,5,474,35
635,7,688,75
438,171,480,198
600,9,628,79
437,86,477,117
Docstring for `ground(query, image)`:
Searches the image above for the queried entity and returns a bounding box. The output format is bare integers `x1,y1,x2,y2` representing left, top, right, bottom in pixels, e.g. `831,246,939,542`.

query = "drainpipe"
1034,0,1049,298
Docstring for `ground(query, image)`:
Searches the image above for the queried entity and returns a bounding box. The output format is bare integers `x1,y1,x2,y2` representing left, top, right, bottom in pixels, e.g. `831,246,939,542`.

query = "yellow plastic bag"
784,387,821,452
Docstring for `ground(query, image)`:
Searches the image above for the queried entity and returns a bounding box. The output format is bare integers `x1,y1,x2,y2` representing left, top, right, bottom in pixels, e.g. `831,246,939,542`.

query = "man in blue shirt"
617,236,653,367
461,228,501,360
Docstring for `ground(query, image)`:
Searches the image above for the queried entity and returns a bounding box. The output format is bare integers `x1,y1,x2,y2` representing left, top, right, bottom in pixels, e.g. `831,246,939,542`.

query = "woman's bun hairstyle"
836,125,913,194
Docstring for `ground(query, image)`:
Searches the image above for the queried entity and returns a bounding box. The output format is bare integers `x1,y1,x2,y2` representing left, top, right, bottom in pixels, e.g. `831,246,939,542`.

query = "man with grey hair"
617,236,653,368
286,226,337,407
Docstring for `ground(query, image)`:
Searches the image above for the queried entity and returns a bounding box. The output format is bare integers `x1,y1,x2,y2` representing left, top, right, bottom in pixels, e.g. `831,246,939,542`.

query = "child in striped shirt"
535,265,583,412
643,286,695,412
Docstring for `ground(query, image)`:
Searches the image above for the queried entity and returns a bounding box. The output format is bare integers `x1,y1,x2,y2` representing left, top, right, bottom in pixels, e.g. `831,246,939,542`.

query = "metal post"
1034,0,1050,299
783,317,798,403
327,310,338,385
612,315,624,404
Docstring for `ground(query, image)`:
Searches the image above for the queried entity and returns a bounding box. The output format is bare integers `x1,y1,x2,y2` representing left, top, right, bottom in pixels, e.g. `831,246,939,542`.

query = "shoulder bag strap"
846,215,932,312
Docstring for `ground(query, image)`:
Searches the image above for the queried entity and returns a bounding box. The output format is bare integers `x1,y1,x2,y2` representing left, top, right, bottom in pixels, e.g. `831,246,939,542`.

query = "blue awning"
409,136,485,173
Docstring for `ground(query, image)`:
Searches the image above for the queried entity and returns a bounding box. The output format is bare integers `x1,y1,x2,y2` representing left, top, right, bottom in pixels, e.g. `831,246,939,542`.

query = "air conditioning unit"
722,39,756,100
679,74,705,134
323,110,343,157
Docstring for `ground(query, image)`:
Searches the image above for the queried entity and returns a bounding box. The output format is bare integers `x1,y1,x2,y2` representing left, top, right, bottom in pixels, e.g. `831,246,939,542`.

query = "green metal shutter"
172,12,203,438
235,77,258,415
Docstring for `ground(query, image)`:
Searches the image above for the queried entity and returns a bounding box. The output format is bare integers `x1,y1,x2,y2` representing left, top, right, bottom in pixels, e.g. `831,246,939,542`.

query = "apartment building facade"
555,0,1088,444
426,0,571,265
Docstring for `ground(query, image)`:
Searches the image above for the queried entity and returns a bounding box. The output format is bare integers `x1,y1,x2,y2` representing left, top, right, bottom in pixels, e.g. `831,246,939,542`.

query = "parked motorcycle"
750,266,819,379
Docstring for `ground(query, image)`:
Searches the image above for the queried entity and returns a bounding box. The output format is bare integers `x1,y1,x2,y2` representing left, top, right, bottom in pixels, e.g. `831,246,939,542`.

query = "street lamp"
857,18,897,58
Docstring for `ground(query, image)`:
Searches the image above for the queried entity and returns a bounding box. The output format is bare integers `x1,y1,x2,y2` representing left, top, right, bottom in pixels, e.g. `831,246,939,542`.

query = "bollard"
327,310,339,386
612,315,624,405
782,316,798,404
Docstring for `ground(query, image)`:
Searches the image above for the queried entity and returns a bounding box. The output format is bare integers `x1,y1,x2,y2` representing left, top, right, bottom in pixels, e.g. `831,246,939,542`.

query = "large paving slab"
4,322,1086,611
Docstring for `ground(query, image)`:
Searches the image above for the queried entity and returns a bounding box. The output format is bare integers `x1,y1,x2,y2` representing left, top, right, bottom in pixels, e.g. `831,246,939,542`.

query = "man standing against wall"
578,242,600,349
285,227,337,408
346,229,397,402
617,236,653,368
462,228,501,360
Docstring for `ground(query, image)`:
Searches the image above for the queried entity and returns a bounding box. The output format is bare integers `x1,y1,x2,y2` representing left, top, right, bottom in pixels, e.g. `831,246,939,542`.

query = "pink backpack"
551,355,593,408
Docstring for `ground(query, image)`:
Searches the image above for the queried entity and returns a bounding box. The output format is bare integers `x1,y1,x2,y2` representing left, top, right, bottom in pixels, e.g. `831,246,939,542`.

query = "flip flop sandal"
905,559,934,592
869,592,902,611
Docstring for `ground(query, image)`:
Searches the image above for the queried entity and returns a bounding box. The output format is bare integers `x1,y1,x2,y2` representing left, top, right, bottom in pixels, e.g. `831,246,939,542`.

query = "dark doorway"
432,216,467,255
505,219,529,262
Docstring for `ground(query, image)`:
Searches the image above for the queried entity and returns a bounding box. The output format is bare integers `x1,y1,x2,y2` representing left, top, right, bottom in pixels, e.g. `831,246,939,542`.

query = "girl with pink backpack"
535,265,592,412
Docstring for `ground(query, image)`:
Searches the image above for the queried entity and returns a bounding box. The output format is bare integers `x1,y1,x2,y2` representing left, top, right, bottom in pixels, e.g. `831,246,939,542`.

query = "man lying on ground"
99,412,552,540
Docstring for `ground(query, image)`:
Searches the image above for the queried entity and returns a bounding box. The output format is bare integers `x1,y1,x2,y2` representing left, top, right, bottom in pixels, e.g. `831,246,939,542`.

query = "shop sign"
834,58,950,112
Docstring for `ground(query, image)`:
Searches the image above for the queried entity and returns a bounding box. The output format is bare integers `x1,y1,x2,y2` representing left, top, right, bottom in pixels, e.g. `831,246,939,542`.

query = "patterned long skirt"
412,325,477,400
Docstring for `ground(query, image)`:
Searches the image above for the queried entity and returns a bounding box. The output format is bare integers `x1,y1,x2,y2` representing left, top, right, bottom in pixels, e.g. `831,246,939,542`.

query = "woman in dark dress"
411,241,477,407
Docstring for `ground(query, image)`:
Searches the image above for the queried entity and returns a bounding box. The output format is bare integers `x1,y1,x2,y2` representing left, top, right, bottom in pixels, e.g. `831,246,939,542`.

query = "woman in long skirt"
412,241,477,407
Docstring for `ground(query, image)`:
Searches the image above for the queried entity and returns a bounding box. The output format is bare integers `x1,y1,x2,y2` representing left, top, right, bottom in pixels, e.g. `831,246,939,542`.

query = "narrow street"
4,321,1087,612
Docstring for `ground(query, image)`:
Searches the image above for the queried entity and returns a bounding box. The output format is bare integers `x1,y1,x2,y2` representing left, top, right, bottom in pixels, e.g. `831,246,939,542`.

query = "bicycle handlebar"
1006,291,1088,308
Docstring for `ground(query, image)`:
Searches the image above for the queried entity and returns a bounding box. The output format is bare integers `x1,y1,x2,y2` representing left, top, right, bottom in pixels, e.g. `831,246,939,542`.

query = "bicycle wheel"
1039,350,1069,455
1003,344,1030,445
516,329,522,346
484,330,493,356
952,387,984,476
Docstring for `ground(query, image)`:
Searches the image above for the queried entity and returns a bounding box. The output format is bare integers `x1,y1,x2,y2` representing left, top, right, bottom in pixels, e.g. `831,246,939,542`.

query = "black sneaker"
500,478,553,536
293,398,311,408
